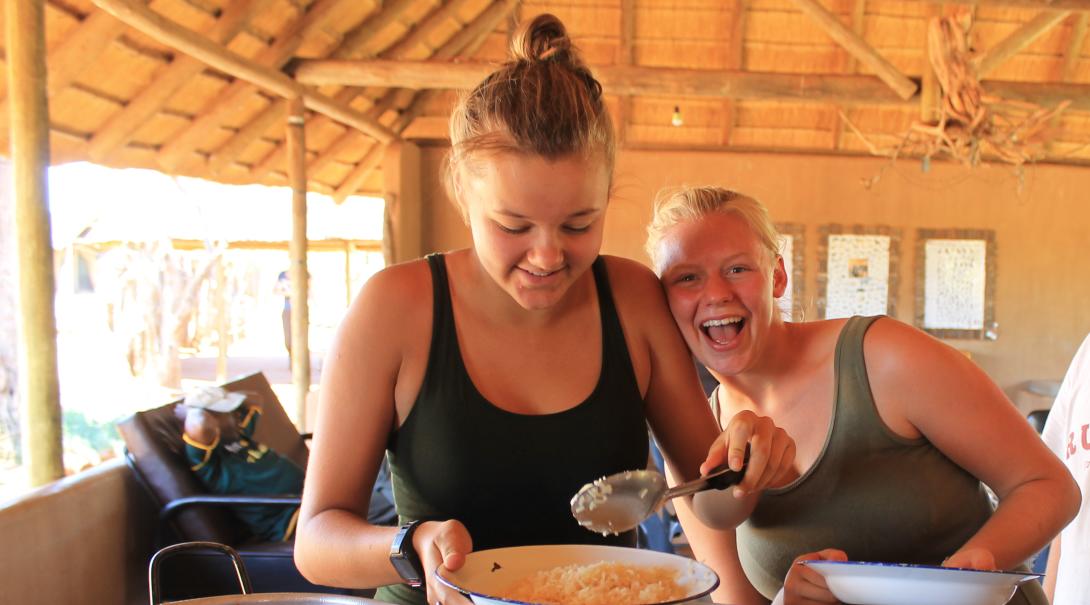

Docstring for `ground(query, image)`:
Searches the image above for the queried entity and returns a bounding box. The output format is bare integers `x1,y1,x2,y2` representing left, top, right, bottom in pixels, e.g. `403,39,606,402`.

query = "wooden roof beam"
248,0,481,181
934,0,1090,9
0,9,126,146
788,0,917,99
723,0,747,147
976,9,1072,77
324,0,519,200
832,0,867,150
618,0,635,147
86,0,272,162
1061,14,1089,81
295,59,1090,111
91,0,397,155
254,0,515,186
147,0,362,170
204,0,421,173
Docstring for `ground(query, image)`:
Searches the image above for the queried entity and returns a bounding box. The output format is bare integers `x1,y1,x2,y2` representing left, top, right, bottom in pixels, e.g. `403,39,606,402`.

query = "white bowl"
435,544,719,605
802,560,1043,605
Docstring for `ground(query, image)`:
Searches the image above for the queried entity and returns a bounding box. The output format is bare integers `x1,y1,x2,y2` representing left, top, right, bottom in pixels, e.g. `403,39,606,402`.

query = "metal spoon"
570,454,748,536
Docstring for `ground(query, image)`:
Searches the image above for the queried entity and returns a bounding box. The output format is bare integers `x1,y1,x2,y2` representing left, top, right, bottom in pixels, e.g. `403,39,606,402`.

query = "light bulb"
671,106,683,127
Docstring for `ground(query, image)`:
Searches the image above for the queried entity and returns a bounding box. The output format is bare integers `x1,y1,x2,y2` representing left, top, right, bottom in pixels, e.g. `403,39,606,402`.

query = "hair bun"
511,13,573,63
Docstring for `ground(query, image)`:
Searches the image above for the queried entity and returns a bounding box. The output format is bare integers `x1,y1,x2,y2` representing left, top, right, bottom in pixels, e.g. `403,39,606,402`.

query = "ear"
772,254,788,299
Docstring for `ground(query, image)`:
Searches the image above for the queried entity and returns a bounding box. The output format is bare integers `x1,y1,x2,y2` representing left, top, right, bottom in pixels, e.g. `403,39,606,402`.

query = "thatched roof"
3,0,1089,199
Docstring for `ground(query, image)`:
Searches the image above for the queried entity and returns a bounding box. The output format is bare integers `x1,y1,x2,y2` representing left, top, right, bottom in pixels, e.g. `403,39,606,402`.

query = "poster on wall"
914,229,997,340
817,226,901,320
776,223,805,322
825,234,890,318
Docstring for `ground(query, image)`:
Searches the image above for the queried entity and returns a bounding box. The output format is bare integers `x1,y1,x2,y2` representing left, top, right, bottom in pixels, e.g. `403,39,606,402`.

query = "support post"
5,0,64,485
285,97,310,428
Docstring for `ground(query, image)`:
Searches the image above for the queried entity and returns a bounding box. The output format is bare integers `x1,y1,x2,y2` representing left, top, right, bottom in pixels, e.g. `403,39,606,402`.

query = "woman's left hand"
702,409,796,498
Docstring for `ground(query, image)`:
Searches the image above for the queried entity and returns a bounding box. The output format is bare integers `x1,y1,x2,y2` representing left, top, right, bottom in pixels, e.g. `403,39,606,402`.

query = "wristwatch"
389,520,425,587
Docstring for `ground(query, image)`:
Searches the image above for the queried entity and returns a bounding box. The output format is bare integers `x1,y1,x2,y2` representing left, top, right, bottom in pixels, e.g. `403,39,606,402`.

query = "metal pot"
164,593,384,604
150,542,387,605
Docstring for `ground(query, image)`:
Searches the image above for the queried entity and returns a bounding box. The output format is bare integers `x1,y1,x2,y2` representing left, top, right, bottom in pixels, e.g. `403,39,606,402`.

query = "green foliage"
63,410,121,454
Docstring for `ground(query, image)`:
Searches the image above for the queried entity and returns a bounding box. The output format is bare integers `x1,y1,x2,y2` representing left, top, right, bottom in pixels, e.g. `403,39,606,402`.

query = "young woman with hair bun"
294,14,795,605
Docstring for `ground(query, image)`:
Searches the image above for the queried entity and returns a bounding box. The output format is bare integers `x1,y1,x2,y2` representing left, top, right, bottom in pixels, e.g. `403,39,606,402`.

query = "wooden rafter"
90,0,397,157
618,0,634,147
250,0,484,181
0,9,126,146
788,0,917,99
86,0,272,162
295,58,1090,111
832,0,867,150
975,10,1072,77
920,4,942,123
206,0,423,176
204,0,420,174
723,0,746,147
1061,13,1089,81
145,0,364,170
320,0,519,200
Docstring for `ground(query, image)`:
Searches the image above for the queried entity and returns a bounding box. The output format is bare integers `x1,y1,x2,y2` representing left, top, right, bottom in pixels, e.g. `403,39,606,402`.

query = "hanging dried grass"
846,11,1071,171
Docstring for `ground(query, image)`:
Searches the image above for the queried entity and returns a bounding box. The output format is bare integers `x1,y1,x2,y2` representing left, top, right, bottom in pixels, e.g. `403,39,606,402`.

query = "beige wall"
0,458,157,605
417,145,1090,409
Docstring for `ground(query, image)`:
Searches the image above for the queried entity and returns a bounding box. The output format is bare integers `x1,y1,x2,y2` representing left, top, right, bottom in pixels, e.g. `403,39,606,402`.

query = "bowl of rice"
435,544,719,605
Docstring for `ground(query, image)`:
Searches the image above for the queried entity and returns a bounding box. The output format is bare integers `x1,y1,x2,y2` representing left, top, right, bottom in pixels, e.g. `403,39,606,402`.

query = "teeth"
702,317,742,328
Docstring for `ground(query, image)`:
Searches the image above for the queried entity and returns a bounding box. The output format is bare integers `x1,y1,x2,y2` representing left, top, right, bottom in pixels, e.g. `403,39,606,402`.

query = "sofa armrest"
159,495,301,523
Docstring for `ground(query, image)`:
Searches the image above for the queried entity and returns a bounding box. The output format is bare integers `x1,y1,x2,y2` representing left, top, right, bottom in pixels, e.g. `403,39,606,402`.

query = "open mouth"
701,316,745,345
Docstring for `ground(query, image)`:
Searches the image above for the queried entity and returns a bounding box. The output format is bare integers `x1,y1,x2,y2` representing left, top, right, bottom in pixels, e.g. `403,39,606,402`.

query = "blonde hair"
646,186,782,272
444,13,615,205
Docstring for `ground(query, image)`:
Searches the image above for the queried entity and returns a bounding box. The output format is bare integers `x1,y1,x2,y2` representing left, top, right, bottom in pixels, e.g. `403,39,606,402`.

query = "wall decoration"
817,225,902,320
914,228,997,340
775,223,805,321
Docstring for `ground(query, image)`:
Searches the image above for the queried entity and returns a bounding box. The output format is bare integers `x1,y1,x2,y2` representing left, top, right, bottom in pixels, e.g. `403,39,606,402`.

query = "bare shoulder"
334,258,433,359
600,255,662,293
861,316,981,406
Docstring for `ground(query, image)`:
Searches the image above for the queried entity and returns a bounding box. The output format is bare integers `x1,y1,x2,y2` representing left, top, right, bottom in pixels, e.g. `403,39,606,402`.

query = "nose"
704,273,736,306
527,231,564,271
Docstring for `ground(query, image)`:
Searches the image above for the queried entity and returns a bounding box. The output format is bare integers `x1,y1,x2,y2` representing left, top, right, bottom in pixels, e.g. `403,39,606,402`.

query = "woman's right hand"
783,548,847,605
414,520,475,605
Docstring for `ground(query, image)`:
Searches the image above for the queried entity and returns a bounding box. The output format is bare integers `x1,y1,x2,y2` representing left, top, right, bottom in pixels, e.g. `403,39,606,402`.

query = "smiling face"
656,212,787,378
456,152,610,311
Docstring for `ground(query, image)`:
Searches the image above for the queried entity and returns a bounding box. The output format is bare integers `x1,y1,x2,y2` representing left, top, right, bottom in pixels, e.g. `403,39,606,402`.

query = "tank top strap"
828,314,912,454
415,253,462,410
590,257,642,403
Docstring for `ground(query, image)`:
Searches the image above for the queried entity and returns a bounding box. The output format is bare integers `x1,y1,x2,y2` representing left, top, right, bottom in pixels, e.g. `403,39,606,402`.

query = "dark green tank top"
729,316,1044,604
376,254,648,605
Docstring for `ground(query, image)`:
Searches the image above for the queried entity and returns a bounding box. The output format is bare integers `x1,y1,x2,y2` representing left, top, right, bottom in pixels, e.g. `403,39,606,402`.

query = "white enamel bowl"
802,560,1043,605
435,544,719,605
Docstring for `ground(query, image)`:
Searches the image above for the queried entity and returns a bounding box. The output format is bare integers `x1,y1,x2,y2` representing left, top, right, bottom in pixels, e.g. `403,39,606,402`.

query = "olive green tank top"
721,315,1044,604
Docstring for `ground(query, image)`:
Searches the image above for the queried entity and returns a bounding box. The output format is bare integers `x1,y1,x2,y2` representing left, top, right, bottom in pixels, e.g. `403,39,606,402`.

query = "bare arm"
183,408,219,446
867,319,1080,570
1043,535,1060,602
294,264,421,589
669,462,769,605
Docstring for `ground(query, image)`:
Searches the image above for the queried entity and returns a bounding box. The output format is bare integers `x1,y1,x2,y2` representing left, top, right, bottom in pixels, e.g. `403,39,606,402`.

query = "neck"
712,317,798,409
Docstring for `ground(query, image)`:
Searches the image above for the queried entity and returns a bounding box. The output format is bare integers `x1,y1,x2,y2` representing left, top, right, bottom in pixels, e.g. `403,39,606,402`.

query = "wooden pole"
215,259,229,383
975,10,1071,78
5,0,64,485
285,97,310,429
344,242,353,309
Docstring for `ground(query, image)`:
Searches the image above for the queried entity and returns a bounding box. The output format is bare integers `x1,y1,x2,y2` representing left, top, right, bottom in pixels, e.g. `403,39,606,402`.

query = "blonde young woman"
645,186,1080,605
294,18,794,605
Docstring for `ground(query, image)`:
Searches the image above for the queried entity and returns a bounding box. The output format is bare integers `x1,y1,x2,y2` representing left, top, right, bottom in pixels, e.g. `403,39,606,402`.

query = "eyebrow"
495,208,601,219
